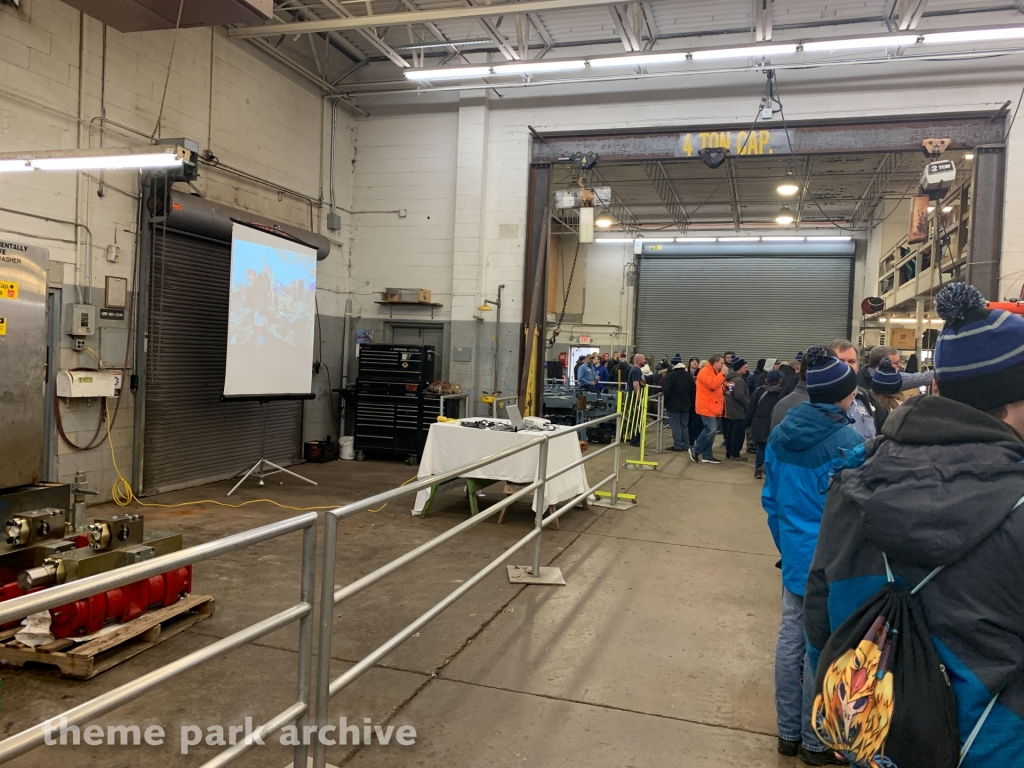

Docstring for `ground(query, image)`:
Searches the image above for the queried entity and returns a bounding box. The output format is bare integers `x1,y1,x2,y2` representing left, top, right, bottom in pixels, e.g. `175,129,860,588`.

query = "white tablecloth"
412,420,589,515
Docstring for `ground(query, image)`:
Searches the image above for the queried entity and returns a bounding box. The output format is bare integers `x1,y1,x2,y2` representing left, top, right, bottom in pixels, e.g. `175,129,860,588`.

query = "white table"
412,420,589,516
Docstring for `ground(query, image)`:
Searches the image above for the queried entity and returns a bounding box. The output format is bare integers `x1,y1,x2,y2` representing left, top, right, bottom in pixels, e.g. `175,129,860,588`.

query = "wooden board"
0,594,215,680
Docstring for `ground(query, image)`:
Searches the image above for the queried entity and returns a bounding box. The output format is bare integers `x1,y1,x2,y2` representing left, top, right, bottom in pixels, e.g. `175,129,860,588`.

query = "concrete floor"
0,434,788,767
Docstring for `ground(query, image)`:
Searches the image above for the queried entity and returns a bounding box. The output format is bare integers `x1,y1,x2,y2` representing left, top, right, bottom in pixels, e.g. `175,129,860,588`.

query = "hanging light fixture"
775,205,795,225
595,209,617,228
777,172,800,196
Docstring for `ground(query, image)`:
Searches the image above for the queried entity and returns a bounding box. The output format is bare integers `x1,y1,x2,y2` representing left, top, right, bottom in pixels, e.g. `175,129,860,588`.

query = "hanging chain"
549,235,582,346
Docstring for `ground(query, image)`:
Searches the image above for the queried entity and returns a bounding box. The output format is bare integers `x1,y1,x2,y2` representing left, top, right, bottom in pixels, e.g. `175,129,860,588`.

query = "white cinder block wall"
0,0,354,500
349,59,1024,395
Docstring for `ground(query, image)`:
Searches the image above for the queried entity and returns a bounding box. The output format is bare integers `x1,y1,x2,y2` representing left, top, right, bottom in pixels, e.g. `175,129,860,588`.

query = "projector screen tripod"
227,401,317,496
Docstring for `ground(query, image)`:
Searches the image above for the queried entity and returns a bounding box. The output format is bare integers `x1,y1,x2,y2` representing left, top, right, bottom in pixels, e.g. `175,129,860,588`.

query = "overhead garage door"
635,256,853,363
142,230,302,495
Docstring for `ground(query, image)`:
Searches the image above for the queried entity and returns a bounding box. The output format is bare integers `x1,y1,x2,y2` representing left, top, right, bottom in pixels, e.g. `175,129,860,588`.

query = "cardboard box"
380,288,431,303
889,328,917,349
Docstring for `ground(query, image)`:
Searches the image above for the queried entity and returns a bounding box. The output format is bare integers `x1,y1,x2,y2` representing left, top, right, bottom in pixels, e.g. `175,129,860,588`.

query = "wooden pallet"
0,593,215,680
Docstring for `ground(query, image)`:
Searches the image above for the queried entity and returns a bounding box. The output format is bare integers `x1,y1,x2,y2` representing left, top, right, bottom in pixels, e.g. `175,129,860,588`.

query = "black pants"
723,418,746,458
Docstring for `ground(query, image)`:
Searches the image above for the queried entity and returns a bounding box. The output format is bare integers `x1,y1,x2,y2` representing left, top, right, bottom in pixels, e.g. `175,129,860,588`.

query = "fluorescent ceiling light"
802,35,918,52
806,236,852,241
922,27,1024,45
405,66,493,80
676,237,717,242
879,317,887,323
942,206,953,213
495,60,586,74
589,51,690,68
927,205,936,213
724,237,761,242
0,159,32,172
692,44,797,60
595,238,634,243
762,236,806,241
964,153,974,160
32,154,181,171
1,145,186,173
640,238,675,242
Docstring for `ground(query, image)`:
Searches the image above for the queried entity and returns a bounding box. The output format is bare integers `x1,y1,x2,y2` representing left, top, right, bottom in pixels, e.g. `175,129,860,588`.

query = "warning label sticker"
0,318,6,335
0,281,17,300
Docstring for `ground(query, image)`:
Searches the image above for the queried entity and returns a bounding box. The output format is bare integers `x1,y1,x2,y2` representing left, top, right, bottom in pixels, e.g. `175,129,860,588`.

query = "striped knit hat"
804,345,858,404
871,358,902,395
934,283,1024,411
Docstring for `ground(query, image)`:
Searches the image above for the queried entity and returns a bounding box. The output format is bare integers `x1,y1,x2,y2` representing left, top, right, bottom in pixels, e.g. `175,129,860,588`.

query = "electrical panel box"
65,304,96,336
56,370,117,398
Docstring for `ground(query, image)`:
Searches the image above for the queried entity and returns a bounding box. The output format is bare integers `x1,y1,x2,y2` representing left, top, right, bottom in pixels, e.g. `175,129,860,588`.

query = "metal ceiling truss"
850,152,906,228
641,161,689,230
725,157,742,232
275,0,368,64
794,155,813,228
589,168,644,236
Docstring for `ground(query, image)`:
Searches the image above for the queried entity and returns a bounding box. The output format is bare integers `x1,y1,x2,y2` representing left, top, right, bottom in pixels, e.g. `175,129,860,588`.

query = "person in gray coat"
771,356,809,434
723,358,750,460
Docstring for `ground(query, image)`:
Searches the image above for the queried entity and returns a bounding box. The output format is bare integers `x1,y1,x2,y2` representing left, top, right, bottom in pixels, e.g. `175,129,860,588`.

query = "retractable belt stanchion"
593,389,638,508
626,384,658,471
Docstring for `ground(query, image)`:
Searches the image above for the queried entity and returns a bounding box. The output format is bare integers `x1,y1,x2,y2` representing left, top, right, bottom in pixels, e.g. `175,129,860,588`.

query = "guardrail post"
656,394,664,453
312,516,339,768
506,435,564,585
593,409,636,510
293,521,318,768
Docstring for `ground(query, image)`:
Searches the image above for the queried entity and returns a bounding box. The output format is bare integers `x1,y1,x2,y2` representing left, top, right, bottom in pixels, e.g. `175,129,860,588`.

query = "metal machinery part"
85,513,144,551
0,239,48,489
4,508,65,547
3,508,189,638
18,531,182,590
70,471,97,532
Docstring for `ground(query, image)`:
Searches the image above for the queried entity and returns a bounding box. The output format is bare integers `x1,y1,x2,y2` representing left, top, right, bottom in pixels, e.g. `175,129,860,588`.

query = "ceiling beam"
641,161,689,229
755,0,773,42
589,168,644,236
641,2,657,48
319,0,411,68
470,4,520,61
608,6,636,52
897,0,928,30
276,0,367,63
230,0,624,38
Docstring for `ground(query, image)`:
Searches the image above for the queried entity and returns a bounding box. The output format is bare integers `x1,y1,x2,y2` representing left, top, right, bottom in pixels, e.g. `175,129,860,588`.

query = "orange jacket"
695,365,726,417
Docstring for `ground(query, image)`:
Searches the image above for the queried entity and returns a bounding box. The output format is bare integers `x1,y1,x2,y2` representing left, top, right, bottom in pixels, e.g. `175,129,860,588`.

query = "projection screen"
223,222,317,397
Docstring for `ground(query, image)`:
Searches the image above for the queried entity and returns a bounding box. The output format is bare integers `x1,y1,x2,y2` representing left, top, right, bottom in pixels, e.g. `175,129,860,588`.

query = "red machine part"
0,534,92,629
49,565,193,638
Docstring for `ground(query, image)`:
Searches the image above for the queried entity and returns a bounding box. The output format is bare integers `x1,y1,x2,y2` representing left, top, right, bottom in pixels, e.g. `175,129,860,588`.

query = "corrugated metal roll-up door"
142,230,302,495
635,257,852,362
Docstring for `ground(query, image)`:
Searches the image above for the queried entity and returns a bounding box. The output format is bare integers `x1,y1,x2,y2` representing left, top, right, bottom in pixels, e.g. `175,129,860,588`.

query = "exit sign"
578,335,591,344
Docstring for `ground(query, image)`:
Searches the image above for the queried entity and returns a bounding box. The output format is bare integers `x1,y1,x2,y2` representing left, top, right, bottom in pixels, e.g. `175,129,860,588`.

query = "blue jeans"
755,442,766,470
667,410,690,450
776,587,826,751
693,415,719,459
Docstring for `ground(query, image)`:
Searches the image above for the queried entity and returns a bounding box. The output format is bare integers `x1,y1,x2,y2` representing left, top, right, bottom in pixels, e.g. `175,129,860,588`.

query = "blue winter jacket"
761,401,864,596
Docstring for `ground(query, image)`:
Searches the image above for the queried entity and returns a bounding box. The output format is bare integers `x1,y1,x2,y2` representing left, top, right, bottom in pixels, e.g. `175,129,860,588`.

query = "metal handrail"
0,512,319,768
311,411,623,767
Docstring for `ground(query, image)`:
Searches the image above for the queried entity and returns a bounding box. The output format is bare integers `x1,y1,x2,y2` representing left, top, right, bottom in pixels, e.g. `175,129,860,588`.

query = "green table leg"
420,484,440,518
465,478,499,516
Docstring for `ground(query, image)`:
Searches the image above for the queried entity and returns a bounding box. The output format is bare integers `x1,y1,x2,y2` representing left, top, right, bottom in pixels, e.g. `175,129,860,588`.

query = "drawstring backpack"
811,553,1000,768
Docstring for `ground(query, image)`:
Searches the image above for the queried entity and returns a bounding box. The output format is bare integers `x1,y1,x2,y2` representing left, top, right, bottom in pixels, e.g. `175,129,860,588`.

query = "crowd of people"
572,283,1024,766
758,283,1024,767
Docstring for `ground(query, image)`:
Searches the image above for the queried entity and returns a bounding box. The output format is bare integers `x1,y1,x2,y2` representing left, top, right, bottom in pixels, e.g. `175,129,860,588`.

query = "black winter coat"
806,396,1024,765
745,384,783,443
660,367,696,412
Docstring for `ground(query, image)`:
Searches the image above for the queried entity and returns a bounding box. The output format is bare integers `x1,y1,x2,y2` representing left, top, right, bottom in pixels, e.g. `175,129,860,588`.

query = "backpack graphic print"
811,560,959,768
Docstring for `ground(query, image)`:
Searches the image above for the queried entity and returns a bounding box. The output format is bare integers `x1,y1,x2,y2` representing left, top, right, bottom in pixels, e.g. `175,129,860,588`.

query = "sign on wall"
675,128,796,157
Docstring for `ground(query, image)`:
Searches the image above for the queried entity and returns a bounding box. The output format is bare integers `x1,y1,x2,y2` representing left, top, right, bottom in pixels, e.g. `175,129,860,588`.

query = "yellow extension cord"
105,401,341,512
